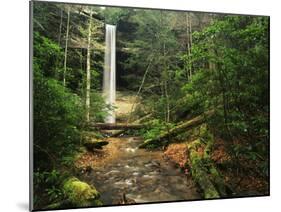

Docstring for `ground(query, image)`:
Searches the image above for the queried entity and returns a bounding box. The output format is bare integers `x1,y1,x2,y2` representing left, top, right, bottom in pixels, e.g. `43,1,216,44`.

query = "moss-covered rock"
63,177,102,207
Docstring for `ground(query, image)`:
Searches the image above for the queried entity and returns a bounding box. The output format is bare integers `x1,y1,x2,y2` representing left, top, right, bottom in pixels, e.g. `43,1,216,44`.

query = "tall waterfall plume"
103,24,116,123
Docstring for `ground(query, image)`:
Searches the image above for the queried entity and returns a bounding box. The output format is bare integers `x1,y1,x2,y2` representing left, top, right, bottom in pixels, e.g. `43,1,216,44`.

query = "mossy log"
139,111,214,148
188,139,220,199
200,124,227,197
208,164,227,197
63,177,102,207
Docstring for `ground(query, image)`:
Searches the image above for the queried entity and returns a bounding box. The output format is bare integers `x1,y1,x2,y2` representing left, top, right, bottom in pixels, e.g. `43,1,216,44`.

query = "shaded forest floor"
164,139,269,197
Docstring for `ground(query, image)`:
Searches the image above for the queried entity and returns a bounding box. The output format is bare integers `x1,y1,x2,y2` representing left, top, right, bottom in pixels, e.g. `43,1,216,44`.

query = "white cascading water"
103,24,116,123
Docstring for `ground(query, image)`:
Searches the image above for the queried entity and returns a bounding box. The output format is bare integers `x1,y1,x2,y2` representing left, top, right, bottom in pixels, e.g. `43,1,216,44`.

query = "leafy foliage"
33,32,63,78
34,67,83,161
183,16,269,144
34,169,68,206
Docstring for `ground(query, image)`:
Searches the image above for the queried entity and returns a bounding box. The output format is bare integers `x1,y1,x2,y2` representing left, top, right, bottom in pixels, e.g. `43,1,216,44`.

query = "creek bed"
85,136,200,205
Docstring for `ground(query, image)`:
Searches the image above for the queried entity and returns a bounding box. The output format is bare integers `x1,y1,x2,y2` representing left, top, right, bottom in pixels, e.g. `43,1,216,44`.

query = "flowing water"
103,24,116,124
86,136,200,205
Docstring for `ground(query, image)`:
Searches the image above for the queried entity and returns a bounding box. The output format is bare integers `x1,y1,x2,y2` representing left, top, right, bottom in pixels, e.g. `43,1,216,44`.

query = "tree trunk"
163,43,170,123
127,57,154,124
63,6,70,86
86,9,93,122
58,8,63,46
189,13,193,48
160,11,170,123
80,48,83,71
185,13,190,79
186,13,193,80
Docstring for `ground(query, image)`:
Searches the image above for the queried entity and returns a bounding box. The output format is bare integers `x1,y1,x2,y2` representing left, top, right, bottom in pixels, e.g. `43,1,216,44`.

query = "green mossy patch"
188,139,220,199
63,177,101,207
187,126,227,199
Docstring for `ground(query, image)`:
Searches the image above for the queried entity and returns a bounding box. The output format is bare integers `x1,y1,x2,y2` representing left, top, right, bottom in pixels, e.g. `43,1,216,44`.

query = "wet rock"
125,147,137,153
84,140,109,151
105,170,120,175
151,161,161,167
132,172,140,176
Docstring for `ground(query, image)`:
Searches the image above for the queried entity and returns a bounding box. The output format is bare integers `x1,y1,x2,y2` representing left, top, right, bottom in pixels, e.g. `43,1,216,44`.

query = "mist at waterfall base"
103,24,116,124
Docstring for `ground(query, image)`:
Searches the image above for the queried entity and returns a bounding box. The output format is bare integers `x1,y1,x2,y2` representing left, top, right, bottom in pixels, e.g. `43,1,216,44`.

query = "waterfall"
103,24,116,123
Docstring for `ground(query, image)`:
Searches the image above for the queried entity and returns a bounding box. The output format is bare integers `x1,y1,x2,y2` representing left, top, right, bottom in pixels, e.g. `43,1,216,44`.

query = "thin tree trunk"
58,8,63,46
187,13,193,80
86,9,93,122
80,48,83,71
185,13,190,79
63,6,70,86
163,42,170,123
189,13,193,48
160,11,170,123
127,56,154,124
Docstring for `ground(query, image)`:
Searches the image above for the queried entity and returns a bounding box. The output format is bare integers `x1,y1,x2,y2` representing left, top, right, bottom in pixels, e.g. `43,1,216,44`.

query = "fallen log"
200,124,227,197
139,110,214,148
110,114,153,137
188,139,220,199
133,113,152,123
186,125,227,198
88,123,145,130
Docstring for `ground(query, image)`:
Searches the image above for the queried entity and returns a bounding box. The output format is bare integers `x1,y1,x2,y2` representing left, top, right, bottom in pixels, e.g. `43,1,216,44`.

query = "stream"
85,136,200,205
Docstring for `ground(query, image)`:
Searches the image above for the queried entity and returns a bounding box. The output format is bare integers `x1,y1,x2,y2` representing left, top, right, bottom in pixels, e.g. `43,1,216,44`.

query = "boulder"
84,140,109,151
63,177,102,207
